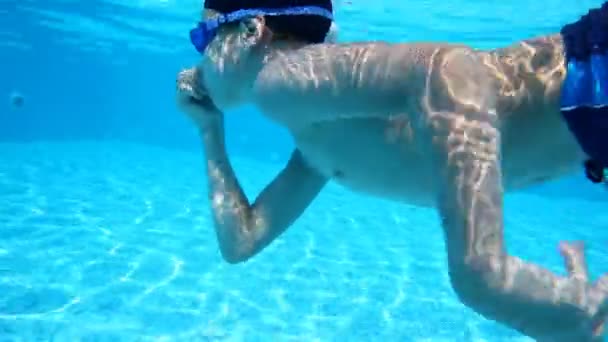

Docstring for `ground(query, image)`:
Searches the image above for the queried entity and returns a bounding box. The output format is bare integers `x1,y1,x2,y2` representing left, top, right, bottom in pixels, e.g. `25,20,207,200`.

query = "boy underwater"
176,0,608,340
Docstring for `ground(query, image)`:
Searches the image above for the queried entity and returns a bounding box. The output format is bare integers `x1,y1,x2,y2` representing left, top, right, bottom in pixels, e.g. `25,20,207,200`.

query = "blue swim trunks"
560,2,608,182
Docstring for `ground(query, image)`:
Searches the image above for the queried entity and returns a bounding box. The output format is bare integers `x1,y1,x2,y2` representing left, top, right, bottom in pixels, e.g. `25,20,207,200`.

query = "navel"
332,169,345,179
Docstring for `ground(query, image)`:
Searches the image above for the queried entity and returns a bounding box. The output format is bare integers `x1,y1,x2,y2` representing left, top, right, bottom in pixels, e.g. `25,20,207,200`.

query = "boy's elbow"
219,243,256,264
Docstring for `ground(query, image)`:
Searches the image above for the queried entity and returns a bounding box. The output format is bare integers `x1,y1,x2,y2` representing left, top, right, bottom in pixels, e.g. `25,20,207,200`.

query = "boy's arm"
177,68,328,263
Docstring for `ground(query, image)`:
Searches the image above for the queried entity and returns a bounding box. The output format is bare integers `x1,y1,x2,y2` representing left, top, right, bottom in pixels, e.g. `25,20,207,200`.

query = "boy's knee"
447,255,505,311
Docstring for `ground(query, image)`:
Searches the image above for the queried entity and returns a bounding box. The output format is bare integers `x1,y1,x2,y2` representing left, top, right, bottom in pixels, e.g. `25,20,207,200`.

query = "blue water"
2,0,608,341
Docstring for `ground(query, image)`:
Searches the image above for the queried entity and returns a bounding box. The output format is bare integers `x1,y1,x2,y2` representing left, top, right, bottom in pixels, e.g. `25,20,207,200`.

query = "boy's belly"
293,113,584,207
293,117,438,207
499,106,585,190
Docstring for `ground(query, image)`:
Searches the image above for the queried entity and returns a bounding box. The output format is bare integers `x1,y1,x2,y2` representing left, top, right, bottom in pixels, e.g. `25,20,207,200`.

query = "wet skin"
176,18,608,341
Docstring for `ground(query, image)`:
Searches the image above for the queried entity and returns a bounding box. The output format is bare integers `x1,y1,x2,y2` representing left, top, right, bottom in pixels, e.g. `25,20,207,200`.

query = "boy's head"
201,0,333,45
191,0,335,109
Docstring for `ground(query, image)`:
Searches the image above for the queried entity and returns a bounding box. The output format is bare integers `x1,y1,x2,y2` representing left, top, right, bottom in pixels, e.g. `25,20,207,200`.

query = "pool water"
2,0,608,341
1,142,608,341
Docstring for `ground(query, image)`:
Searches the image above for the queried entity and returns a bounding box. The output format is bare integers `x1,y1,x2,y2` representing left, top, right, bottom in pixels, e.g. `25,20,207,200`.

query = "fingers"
177,68,208,100
560,242,608,340
592,276,608,338
559,240,589,281
177,69,196,94
558,242,608,339
591,293,608,338
595,274,608,292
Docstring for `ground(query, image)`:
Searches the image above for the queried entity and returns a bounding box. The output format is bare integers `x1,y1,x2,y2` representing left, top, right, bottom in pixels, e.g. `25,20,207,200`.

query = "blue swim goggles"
189,6,334,53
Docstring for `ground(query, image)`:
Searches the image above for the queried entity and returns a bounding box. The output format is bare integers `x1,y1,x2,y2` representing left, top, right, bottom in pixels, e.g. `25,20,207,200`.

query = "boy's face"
196,10,268,109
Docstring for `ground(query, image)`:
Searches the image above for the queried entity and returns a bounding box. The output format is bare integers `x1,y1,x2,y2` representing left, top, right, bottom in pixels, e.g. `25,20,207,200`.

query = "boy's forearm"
196,116,256,262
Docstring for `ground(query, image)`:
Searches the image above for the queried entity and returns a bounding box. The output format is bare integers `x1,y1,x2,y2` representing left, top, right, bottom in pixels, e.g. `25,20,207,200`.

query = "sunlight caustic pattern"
1,142,608,340
3,0,608,340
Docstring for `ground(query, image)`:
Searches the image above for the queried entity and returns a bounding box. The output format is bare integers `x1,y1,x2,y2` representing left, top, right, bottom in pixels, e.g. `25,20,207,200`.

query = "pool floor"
1,141,607,341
